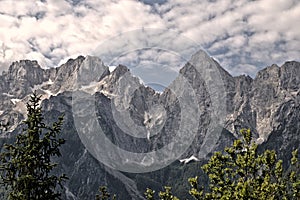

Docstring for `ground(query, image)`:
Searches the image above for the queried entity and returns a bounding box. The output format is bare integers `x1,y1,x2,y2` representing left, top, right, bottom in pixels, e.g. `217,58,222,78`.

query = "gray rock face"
0,52,299,199
0,56,86,131
224,61,300,145
0,60,46,98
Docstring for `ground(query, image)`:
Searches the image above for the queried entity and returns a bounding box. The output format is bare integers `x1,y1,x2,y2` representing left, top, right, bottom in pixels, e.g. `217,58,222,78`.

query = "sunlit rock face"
0,52,299,199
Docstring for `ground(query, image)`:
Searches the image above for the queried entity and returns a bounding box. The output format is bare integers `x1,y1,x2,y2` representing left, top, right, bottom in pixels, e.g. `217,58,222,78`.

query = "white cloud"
0,0,299,79
230,64,258,77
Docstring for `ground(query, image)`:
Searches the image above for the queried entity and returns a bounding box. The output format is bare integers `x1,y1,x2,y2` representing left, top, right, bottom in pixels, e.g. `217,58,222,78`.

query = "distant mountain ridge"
0,51,299,199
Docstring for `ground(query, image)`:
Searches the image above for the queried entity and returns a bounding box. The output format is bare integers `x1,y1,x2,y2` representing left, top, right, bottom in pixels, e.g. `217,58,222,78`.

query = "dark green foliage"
145,186,179,200
158,186,179,200
189,129,300,200
145,188,155,200
95,186,116,200
0,93,68,200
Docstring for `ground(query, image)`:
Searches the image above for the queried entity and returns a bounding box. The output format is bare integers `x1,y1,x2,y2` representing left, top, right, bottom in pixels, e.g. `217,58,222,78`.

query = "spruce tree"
189,129,300,200
0,93,67,200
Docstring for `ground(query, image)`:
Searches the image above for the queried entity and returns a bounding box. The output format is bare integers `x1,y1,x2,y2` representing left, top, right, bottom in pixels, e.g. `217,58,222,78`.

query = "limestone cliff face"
0,52,299,199
224,61,300,146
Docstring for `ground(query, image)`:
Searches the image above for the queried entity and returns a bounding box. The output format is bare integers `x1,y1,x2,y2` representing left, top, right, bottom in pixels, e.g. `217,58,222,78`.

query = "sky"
0,0,299,82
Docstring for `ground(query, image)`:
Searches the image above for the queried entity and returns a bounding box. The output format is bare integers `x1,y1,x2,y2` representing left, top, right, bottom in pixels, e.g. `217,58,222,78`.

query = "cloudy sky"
0,0,299,80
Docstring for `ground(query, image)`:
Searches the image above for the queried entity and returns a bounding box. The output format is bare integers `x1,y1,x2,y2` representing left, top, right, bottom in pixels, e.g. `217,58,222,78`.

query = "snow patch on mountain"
11,98,22,105
108,65,117,73
179,155,199,164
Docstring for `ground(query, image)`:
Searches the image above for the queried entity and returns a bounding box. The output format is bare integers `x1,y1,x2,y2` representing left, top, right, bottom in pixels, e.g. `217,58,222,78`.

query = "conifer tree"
0,93,67,200
189,129,300,200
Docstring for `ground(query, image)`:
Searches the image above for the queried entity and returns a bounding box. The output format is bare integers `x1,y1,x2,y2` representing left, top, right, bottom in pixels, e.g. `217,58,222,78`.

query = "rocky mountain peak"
180,50,214,74
280,61,300,91
254,61,300,91
189,49,211,63
65,55,85,66
233,74,253,96
101,64,131,86
180,50,233,84
9,59,40,68
225,60,300,142
0,53,299,199
76,55,109,85
7,60,43,79
112,64,130,77
255,64,280,81
52,56,85,82
0,60,47,98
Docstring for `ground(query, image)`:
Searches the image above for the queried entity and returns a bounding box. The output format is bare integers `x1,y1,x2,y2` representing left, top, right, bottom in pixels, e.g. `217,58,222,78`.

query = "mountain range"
0,50,299,199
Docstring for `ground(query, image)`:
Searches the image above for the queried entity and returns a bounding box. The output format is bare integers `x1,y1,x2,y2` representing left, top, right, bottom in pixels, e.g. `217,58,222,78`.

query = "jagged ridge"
0,51,299,199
